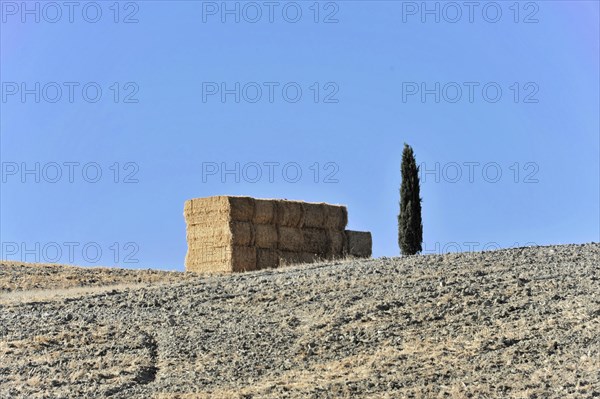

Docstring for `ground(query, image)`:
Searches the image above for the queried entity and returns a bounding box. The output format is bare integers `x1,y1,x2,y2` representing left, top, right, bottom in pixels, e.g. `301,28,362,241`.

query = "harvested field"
0,261,191,294
0,243,598,398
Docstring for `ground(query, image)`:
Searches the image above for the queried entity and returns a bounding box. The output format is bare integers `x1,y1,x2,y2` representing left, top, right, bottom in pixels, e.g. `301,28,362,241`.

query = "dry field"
0,261,192,294
1,243,598,398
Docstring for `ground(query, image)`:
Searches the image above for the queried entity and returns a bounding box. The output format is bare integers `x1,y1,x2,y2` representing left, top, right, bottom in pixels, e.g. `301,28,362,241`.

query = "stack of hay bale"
184,196,371,273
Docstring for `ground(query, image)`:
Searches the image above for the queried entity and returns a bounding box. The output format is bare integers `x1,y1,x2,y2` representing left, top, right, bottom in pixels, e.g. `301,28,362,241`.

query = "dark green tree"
398,143,423,255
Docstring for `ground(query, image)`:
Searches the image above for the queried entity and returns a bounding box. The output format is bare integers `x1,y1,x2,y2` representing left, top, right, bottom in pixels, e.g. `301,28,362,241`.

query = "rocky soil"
0,261,191,294
1,243,598,398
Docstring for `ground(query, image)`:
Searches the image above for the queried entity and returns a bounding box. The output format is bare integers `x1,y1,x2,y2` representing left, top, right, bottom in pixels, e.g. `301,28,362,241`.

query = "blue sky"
1,1,599,270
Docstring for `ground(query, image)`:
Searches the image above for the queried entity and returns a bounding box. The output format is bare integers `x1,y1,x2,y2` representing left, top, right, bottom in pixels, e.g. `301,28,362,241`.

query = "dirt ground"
1,243,598,398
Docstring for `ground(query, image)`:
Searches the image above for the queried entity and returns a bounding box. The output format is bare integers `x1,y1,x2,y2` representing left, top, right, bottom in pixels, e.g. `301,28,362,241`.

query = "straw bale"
253,199,276,224
328,230,347,257
186,239,228,250
324,205,348,230
302,228,330,254
185,246,231,273
185,246,230,262
185,225,231,241
345,230,372,258
229,221,254,247
231,246,257,272
186,261,229,274
184,196,229,216
184,207,230,226
254,224,278,249
302,202,326,228
277,227,304,252
184,199,193,216
228,196,255,222
184,215,229,227
256,249,280,270
183,196,366,273
186,222,255,247
276,201,304,227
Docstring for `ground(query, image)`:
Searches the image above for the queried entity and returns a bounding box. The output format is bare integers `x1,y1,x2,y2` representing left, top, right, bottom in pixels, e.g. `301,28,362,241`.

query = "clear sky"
1,1,598,270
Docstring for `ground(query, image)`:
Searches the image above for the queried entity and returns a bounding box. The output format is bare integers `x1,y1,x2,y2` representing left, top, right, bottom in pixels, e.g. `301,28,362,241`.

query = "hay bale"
276,201,303,227
328,230,347,257
256,248,280,270
230,221,254,247
186,260,229,273
184,196,364,273
254,224,278,249
185,225,231,241
185,246,231,273
184,207,230,226
184,196,229,215
207,197,348,229
231,246,257,272
277,227,304,252
324,205,348,230
302,202,326,228
184,196,231,225
275,225,339,256
253,199,276,224
345,230,372,258
184,199,194,215
228,196,255,222
302,228,330,254
185,247,230,265
186,222,254,247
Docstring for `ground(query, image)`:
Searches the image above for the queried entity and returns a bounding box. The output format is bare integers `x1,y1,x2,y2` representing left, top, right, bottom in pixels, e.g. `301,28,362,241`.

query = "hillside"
1,243,598,398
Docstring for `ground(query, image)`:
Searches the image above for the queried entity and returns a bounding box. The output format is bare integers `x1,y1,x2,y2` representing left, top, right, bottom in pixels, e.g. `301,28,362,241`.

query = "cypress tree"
398,143,423,255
